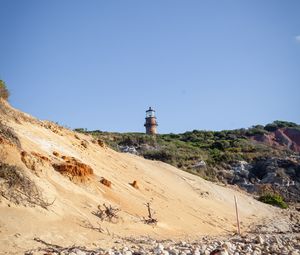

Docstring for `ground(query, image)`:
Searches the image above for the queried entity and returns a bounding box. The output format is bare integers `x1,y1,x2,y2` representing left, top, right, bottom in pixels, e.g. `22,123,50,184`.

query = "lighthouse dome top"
146,107,155,112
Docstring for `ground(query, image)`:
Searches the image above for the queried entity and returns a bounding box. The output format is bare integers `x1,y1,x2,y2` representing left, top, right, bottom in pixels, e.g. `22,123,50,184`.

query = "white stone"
256,235,264,245
158,243,164,250
290,251,300,255
193,248,201,255
75,250,86,255
220,249,229,255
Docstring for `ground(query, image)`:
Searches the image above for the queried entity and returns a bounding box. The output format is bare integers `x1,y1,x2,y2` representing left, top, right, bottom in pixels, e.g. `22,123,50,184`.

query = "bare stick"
143,202,157,225
234,195,241,235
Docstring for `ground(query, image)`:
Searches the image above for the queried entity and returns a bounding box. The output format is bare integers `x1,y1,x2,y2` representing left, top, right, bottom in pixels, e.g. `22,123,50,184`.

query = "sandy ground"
0,101,278,254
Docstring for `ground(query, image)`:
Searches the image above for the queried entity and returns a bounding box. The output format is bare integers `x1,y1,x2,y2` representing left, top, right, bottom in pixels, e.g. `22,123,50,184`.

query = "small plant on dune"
143,201,158,225
258,193,288,209
92,203,120,223
0,80,9,100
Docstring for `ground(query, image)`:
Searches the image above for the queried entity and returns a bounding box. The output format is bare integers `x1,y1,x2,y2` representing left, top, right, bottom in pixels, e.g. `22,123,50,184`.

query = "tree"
0,80,9,100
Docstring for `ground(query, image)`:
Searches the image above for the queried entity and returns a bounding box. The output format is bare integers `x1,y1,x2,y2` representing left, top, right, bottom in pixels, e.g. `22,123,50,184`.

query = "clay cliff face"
252,128,300,153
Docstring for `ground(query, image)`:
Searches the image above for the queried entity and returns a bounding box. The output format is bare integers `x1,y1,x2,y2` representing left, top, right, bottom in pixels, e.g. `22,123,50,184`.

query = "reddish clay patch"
97,139,106,148
130,180,139,189
31,152,50,162
100,178,111,188
52,158,93,179
53,151,60,157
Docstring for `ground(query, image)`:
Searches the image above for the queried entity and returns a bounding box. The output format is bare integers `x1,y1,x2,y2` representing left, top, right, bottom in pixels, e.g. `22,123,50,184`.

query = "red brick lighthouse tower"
144,107,158,135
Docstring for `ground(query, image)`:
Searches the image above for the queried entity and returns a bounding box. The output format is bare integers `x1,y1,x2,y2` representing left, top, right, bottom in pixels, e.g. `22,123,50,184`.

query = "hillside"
79,122,300,203
0,100,288,254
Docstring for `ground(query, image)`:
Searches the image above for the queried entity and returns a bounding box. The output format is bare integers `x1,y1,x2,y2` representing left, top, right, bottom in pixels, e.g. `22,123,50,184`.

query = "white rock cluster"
29,234,300,255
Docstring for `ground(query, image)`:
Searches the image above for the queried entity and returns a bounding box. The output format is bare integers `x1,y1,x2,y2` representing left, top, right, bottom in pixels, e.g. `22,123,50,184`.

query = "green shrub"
0,80,9,100
264,120,299,132
258,193,288,209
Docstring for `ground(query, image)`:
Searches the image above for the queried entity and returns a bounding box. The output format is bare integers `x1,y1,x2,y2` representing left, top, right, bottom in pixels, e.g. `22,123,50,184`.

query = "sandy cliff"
0,100,278,254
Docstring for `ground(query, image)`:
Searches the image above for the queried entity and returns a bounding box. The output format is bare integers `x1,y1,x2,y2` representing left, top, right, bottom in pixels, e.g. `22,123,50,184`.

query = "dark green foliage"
79,121,298,181
143,149,174,163
258,193,288,209
246,125,268,136
74,128,87,133
264,120,298,132
0,80,9,100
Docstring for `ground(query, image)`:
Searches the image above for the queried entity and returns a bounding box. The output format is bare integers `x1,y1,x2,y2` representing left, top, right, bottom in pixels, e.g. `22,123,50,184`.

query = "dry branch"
25,237,105,254
80,219,104,233
143,202,158,225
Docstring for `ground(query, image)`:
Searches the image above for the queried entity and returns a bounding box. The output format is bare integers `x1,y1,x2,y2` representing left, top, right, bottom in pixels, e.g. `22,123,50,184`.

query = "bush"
0,163,53,208
0,80,9,100
264,120,299,132
0,121,21,148
258,193,288,209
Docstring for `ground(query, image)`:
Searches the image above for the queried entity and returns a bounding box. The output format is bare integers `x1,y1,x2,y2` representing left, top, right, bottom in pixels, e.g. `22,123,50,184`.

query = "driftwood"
143,202,158,225
25,237,105,254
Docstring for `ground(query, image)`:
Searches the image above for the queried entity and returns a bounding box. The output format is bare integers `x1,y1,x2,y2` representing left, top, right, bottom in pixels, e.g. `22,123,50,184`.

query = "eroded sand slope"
0,100,277,253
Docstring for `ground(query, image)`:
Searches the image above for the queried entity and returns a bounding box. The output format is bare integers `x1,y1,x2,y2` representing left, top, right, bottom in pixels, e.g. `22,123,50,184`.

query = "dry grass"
0,120,21,148
0,163,54,208
81,140,88,148
42,121,63,135
94,139,105,148
0,81,9,101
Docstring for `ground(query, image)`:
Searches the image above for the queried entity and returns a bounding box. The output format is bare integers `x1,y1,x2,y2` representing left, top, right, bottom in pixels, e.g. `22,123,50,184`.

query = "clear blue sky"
1,1,299,133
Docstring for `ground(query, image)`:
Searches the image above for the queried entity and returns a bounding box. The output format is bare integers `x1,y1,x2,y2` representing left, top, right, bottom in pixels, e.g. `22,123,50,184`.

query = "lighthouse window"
146,111,155,118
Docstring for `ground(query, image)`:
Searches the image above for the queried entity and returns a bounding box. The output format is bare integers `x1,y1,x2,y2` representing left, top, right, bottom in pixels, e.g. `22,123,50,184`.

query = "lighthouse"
144,107,158,135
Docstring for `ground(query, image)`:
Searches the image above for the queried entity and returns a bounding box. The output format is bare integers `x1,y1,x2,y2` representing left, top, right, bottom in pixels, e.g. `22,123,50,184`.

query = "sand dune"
0,100,278,254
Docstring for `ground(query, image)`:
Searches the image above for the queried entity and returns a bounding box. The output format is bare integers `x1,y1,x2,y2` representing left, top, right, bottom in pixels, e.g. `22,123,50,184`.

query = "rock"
180,241,187,247
158,244,164,250
192,248,200,255
256,235,264,245
290,251,300,255
223,242,232,250
106,249,115,255
75,250,86,255
154,243,164,254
